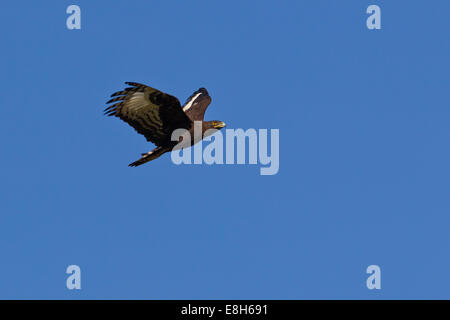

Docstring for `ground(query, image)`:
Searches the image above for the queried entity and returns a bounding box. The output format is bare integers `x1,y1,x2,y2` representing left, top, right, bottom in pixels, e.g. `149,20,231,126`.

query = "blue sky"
1,0,449,299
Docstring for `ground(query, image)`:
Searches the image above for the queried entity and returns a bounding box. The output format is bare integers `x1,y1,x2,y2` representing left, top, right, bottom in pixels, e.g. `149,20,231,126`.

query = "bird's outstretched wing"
104,82,192,146
182,88,212,121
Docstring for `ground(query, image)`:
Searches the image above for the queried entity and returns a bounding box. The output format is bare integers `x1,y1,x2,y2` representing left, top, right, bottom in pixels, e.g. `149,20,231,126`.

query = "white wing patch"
127,91,162,124
183,92,203,111
127,92,146,111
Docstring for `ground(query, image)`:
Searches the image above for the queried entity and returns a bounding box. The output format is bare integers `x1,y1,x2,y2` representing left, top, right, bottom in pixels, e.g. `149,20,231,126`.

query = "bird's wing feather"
182,88,212,121
104,82,192,146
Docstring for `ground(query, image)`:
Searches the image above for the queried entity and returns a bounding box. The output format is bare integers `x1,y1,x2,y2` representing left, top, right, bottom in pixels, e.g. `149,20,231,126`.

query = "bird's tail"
128,146,168,167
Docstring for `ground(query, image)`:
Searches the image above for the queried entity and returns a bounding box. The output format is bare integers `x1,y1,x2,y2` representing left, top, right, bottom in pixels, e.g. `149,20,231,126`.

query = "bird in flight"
104,82,226,167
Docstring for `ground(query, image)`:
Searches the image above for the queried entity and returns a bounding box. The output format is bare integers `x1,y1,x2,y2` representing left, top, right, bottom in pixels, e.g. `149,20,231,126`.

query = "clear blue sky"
1,0,449,299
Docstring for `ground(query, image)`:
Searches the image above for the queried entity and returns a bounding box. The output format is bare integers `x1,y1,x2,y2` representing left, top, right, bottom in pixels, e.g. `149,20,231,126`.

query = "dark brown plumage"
104,82,226,166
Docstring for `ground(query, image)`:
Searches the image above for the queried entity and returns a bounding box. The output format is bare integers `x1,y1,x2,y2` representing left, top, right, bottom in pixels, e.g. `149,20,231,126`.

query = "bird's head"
211,120,226,130
202,121,226,139
203,120,226,131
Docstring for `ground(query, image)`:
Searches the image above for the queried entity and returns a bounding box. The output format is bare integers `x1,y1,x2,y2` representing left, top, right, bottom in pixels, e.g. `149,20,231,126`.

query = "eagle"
104,82,226,167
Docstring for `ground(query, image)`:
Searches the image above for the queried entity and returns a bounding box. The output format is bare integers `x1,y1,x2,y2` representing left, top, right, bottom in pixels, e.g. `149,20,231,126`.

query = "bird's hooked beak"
214,121,226,129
